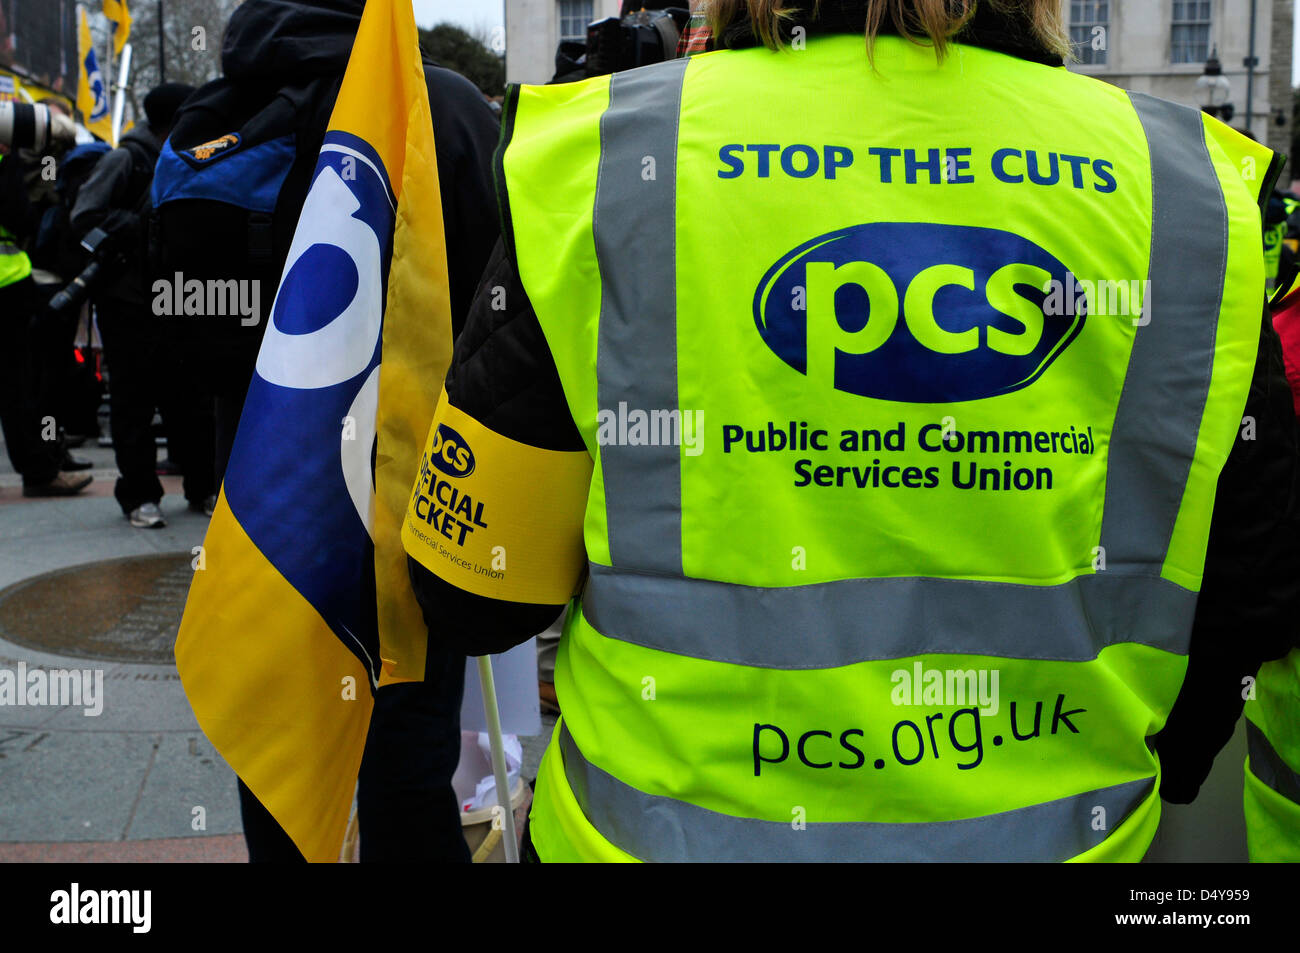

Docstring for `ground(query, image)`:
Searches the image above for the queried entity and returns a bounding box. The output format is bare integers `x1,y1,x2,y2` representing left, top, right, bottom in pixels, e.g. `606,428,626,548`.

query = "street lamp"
1197,47,1234,122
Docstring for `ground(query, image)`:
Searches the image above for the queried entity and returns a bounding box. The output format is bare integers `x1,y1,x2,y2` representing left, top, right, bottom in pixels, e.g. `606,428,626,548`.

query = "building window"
559,0,594,45
1171,0,1212,64
1069,1,1109,66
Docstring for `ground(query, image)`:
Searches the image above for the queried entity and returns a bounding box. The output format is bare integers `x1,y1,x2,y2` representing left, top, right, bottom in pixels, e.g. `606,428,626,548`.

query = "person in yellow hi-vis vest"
403,0,1300,861
1244,649,1300,862
1263,192,1298,291
1244,269,1300,862
0,131,94,498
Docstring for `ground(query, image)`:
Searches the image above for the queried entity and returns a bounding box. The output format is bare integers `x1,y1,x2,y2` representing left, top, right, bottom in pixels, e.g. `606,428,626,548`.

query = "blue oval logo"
754,223,1085,402
428,424,475,478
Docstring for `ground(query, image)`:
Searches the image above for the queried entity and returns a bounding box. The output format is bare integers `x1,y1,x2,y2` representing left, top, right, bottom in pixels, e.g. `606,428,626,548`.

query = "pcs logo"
754,223,1085,403
428,423,475,478
84,52,109,122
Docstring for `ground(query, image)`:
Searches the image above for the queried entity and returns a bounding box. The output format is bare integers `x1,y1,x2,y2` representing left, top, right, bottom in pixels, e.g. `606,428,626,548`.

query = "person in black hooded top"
72,82,205,528
180,0,501,863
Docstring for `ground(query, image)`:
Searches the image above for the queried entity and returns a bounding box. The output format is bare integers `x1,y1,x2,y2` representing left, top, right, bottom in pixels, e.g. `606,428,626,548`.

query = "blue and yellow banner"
76,8,113,143
104,0,132,57
175,0,454,862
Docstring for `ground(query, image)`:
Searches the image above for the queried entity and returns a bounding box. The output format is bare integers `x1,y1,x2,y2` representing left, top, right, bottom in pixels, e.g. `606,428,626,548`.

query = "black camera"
48,226,116,317
553,5,691,82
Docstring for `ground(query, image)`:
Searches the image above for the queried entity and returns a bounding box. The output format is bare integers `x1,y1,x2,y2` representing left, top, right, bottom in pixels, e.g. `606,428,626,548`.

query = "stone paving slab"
0,491,242,848
0,484,554,857
0,730,159,842
0,833,248,862
27,665,199,735
123,733,243,841
0,506,210,594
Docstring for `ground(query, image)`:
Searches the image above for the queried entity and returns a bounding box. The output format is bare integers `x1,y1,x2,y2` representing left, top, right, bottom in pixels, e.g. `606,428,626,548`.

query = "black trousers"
239,639,471,863
28,284,85,439
95,300,216,513
209,335,260,490
0,278,61,485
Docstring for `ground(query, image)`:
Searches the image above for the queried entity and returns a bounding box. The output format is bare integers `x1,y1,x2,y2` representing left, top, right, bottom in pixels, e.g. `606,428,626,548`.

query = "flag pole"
103,12,115,139
110,42,131,146
158,0,166,83
475,655,520,863
104,8,115,96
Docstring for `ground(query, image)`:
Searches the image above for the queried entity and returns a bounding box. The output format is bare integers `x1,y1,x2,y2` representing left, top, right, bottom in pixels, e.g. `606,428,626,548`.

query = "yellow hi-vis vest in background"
498,35,1273,861
1265,218,1287,290
1244,271,1300,862
1264,196,1297,290
0,156,33,288
1244,650,1300,861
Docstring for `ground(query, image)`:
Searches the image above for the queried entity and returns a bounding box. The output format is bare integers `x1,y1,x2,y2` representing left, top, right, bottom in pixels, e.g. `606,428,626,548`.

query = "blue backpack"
149,74,341,342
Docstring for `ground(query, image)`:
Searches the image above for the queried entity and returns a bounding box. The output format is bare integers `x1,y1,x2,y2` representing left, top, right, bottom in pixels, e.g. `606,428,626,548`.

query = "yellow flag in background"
76,8,114,143
175,0,453,861
104,0,132,56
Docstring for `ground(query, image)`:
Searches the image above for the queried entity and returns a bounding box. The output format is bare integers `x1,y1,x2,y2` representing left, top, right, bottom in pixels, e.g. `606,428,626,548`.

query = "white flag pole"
475,655,520,863
110,42,132,146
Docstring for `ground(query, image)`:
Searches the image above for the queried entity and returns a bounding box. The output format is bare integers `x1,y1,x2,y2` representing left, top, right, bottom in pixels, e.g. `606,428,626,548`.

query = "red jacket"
1271,275,1300,414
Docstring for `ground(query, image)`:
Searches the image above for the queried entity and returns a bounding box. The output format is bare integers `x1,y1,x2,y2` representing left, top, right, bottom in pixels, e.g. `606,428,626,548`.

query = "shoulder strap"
118,139,159,213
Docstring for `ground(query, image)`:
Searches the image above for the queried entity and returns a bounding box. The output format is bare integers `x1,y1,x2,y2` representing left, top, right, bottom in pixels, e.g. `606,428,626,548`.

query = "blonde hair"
706,0,1072,63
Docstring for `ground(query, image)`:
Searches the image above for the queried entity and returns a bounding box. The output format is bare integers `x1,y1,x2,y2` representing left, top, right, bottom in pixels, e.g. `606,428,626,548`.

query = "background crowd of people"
0,85,217,527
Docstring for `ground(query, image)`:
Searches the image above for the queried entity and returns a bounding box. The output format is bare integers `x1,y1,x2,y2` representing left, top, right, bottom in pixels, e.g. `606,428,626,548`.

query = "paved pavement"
0,428,555,862
0,433,245,860
0,429,1251,862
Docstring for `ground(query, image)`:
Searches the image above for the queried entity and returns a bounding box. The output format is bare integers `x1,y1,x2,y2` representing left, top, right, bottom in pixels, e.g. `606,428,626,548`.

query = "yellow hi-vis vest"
1245,275,1300,862
1244,650,1300,861
498,35,1274,861
1265,219,1287,289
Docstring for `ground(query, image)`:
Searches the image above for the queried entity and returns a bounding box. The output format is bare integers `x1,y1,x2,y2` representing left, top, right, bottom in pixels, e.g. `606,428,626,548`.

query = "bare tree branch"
102,0,243,126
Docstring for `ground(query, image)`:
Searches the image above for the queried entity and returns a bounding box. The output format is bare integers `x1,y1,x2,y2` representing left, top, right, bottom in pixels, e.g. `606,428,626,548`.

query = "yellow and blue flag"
103,0,132,57
175,0,454,862
76,8,113,143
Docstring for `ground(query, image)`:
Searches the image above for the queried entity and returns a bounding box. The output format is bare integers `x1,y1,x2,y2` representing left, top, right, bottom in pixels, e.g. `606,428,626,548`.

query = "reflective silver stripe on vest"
1101,93,1229,572
559,723,1154,862
583,562,1196,667
1247,719,1300,804
593,58,689,575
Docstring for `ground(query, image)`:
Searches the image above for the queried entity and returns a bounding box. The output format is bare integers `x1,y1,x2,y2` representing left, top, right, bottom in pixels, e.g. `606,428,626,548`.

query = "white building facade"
1065,0,1292,181
505,0,623,85
505,2,1293,179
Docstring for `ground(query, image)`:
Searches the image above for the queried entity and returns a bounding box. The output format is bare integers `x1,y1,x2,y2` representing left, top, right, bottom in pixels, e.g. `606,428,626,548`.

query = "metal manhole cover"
0,553,195,664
